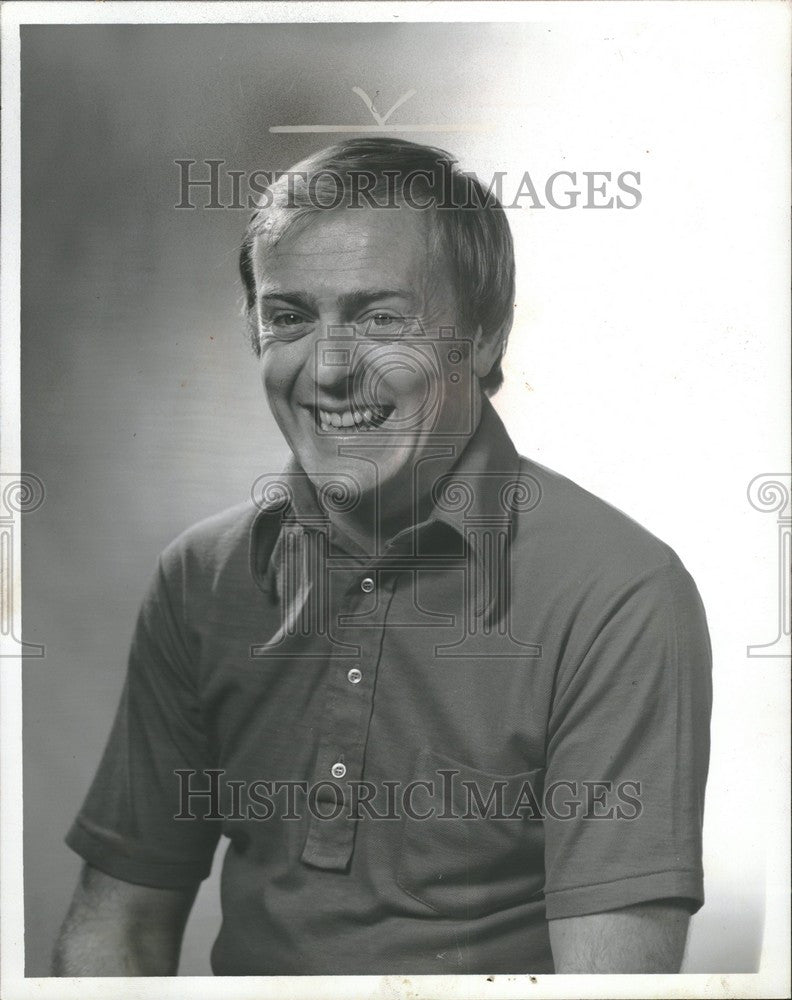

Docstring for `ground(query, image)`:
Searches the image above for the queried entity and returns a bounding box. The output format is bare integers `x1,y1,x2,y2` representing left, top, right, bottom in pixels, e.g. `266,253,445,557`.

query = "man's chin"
299,449,408,499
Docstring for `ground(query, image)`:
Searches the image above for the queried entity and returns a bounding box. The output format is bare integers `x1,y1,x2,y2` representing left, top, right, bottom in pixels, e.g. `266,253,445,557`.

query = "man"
53,138,712,976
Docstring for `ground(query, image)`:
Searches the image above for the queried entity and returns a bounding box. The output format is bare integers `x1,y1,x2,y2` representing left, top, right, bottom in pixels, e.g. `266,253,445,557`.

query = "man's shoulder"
513,455,685,584
158,500,261,583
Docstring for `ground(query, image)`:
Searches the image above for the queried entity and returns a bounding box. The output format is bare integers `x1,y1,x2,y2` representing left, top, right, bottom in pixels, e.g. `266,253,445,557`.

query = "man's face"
252,205,495,504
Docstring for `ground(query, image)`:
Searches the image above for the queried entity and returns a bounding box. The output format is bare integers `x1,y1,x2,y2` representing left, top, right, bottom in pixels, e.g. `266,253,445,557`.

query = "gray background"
21,22,772,977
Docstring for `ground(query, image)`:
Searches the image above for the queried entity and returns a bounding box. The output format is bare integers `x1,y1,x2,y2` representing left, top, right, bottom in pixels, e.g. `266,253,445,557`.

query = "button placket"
300,571,396,870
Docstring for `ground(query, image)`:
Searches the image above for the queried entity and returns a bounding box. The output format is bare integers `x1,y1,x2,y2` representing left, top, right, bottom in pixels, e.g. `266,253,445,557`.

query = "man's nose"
311,325,358,397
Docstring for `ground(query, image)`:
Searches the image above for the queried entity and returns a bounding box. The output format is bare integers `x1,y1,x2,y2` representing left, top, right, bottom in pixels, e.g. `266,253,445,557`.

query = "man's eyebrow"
258,289,413,315
258,292,317,311
338,290,412,313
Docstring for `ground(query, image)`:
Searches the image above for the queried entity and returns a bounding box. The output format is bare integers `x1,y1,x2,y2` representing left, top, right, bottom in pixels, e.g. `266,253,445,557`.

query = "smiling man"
247,191,492,550
54,138,712,977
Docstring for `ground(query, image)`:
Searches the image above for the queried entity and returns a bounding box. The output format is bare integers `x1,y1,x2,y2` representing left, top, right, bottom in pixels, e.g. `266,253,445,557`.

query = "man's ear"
471,324,505,380
247,309,262,357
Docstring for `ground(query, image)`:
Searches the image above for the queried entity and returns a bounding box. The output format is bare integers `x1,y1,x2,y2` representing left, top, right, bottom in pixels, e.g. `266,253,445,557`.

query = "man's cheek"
374,370,434,434
259,359,279,404
260,343,297,400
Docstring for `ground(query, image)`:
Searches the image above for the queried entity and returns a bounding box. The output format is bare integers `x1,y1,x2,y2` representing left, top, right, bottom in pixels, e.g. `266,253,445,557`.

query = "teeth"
316,406,390,432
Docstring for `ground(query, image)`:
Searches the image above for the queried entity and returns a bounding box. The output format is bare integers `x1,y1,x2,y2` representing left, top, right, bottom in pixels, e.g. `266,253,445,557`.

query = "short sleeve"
65,554,221,887
543,555,712,920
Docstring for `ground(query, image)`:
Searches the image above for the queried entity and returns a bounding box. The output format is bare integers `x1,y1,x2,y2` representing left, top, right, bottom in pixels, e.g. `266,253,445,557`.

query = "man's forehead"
251,205,436,281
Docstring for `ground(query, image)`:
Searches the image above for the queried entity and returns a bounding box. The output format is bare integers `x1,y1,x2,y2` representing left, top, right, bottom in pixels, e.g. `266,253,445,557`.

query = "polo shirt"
66,399,712,974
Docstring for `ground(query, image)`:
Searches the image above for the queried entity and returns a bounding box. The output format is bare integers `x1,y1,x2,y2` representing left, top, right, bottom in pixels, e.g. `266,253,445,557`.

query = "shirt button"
360,576,375,593
347,668,362,684
331,762,347,779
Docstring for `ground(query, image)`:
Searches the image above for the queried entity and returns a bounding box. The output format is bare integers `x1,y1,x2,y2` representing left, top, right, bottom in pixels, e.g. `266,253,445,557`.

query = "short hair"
239,137,515,394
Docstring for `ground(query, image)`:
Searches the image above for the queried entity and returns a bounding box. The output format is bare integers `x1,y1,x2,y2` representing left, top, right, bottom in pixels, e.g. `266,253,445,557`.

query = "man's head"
239,137,516,501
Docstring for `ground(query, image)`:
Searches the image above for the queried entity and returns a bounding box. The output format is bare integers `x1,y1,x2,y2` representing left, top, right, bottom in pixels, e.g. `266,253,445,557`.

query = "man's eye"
371,313,398,327
364,313,405,338
272,313,306,327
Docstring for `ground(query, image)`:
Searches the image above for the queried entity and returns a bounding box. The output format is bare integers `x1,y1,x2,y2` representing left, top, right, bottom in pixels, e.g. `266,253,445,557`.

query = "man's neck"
327,478,432,557
306,391,490,557
327,425,487,556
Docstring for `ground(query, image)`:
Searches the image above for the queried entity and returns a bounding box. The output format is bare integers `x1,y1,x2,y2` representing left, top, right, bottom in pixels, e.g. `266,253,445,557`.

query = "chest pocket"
395,747,545,920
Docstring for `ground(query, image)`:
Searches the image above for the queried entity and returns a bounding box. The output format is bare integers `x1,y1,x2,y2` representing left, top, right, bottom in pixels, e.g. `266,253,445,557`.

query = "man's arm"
52,863,199,976
549,900,690,973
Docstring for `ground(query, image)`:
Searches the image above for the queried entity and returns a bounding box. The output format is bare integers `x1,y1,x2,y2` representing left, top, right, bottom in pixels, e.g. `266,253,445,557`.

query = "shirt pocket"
395,747,546,920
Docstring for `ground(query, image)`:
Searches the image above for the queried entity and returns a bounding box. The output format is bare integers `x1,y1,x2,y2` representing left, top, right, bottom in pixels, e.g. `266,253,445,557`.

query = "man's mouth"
312,405,394,433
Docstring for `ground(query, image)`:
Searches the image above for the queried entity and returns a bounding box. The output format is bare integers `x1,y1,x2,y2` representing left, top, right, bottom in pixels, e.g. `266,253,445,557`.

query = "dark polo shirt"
66,400,712,974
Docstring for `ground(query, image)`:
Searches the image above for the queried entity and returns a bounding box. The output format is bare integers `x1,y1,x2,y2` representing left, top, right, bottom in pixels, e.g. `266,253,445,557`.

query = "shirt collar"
423,396,523,537
249,396,523,592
